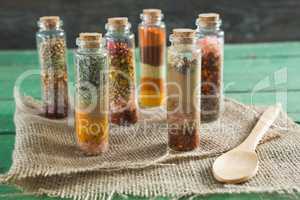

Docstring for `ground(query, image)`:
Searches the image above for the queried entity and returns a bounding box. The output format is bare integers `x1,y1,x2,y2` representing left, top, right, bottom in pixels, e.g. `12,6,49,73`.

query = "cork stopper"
197,13,220,27
107,17,129,28
79,32,102,41
173,29,195,38
77,32,102,48
39,16,61,29
143,9,162,17
141,9,163,23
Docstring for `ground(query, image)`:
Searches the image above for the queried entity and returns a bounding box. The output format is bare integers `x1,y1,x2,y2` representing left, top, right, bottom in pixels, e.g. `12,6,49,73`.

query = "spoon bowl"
213,151,258,184
212,105,281,184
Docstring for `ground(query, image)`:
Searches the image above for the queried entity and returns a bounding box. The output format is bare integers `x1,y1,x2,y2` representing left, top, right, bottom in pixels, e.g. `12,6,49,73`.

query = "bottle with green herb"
105,17,138,125
74,33,109,155
167,29,201,151
196,13,224,122
36,16,68,119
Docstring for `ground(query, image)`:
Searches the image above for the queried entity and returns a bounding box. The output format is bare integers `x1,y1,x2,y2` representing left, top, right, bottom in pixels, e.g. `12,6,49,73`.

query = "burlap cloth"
1,89,300,199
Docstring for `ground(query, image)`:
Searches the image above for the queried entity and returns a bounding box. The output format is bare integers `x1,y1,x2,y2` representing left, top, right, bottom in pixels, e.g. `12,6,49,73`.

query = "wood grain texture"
1,0,300,49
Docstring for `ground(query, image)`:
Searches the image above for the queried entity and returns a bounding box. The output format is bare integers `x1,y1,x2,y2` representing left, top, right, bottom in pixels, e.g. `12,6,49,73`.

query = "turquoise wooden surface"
0,42,300,199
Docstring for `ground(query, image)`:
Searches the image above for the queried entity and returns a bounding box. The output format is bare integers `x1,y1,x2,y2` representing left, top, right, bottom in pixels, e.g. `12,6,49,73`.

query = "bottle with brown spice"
138,9,166,107
36,16,68,119
167,29,201,151
196,13,224,122
105,17,138,125
74,33,109,155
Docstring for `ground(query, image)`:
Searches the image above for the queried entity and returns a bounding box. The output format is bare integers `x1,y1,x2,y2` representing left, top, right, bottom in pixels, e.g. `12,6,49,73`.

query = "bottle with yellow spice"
74,33,109,155
138,9,166,107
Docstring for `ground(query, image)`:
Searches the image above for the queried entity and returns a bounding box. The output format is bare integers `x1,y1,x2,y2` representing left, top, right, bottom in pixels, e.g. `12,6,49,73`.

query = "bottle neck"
170,35,196,49
196,20,222,34
140,14,163,25
38,21,63,31
105,23,131,35
77,45,103,52
76,38,104,53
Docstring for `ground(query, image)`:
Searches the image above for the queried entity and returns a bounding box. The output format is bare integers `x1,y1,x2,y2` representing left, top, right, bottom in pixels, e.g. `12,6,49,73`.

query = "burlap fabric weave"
1,89,300,199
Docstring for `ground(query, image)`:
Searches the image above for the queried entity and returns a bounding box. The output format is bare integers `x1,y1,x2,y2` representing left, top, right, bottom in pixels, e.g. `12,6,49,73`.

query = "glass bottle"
74,33,109,155
138,9,166,107
195,13,224,122
105,17,138,125
167,29,201,151
36,16,68,119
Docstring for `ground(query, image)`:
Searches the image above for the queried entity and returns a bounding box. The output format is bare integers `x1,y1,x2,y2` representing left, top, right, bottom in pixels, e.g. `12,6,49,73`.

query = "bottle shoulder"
104,32,134,40
195,29,224,38
168,45,201,55
75,48,107,57
36,29,65,38
138,21,165,29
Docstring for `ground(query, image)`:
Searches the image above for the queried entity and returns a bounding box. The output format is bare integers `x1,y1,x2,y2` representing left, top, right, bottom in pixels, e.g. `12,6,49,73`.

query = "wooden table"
1,42,299,199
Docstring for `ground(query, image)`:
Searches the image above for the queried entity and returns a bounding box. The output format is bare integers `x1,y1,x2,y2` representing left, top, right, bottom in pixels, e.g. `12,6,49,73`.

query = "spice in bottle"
167,29,201,151
105,17,138,125
74,33,109,155
36,16,69,119
196,13,224,122
138,9,166,107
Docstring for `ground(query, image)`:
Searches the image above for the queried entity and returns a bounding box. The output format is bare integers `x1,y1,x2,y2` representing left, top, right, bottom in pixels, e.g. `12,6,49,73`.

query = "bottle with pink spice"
196,13,224,122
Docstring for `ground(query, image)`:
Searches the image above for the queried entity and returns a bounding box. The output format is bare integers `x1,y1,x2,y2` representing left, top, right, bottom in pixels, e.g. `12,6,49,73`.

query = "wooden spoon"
212,104,281,184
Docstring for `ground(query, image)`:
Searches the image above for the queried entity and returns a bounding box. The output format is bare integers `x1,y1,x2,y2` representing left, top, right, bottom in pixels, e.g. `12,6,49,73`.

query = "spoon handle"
236,104,281,152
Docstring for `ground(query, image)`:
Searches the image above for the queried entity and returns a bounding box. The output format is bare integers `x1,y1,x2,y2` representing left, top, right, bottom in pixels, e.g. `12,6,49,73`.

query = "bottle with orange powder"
138,9,166,107
74,33,109,155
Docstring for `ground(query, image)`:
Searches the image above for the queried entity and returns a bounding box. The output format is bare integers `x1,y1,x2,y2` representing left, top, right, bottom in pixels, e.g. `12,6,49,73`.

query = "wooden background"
1,0,300,49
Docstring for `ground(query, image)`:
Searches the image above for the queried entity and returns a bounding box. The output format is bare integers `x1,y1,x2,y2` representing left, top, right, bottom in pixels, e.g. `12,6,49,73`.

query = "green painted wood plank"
1,42,299,62
224,58,299,92
0,45,300,100
0,134,14,174
0,101,15,133
224,42,300,59
0,57,299,99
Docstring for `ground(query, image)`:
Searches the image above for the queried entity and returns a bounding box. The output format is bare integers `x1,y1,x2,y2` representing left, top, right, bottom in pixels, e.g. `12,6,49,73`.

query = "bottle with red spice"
138,9,166,107
167,29,201,151
105,17,138,125
196,13,224,122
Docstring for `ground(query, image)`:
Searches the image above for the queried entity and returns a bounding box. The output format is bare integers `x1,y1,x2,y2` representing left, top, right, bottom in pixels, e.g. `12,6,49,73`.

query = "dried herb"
74,40,109,155
107,39,138,125
172,56,198,74
199,37,222,122
76,54,107,108
39,37,68,119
